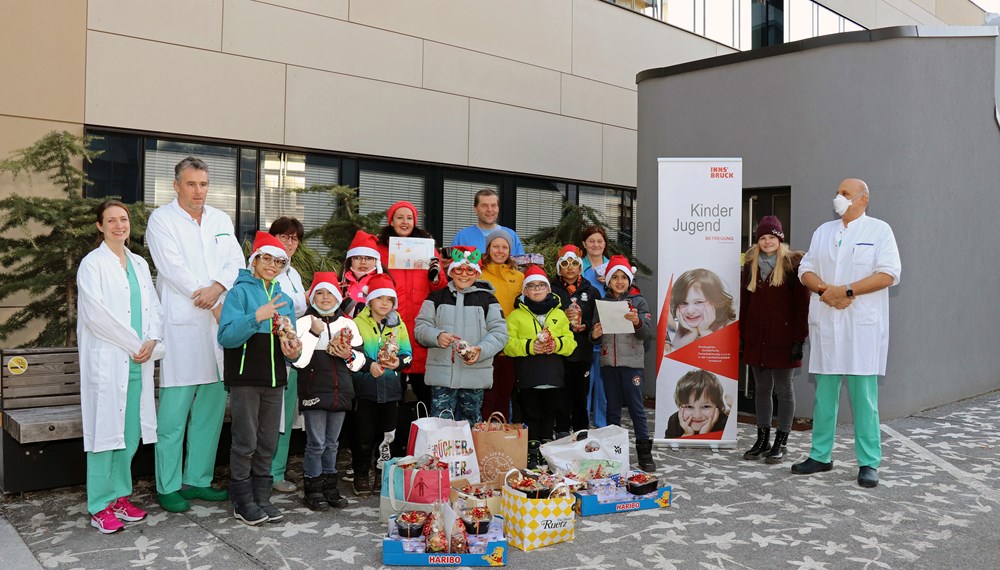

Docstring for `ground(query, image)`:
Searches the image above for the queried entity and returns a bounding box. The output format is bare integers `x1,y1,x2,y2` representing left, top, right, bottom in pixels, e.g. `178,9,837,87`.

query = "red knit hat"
365,273,397,308
346,230,382,271
522,264,550,292
447,245,482,277
387,201,419,227
556,244,583,272
754,215,785,243
605,254,636,285
308,271,344,305
249,231,288,266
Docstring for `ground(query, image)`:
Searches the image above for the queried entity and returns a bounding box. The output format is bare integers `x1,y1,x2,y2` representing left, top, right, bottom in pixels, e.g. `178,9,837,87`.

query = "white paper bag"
407,414,481,483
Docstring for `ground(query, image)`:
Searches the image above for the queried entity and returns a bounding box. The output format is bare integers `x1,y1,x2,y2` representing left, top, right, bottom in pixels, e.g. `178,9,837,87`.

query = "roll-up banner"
654,158,742,448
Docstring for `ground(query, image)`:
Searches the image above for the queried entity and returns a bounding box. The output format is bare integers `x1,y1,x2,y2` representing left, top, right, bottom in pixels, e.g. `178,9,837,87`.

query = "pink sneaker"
112,497,147,522
91,507,124,534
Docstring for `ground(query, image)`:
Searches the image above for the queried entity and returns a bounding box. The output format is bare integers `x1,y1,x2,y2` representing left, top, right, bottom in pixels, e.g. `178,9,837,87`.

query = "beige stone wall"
0,1,87,347
81,0,739,190
822,0,986,27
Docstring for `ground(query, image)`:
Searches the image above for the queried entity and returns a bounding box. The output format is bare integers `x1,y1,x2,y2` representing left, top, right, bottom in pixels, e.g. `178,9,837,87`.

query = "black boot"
526,440,542,470
230,478,268,526
303,475,328,512
743,427,771,460
765,431,788,464
353,472,372,497
252,475,283,522
324,474,349,508
636,439,656,472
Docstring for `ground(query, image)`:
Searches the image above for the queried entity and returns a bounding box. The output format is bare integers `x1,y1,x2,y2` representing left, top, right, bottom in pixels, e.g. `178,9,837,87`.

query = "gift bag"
407,411,481,483
471,412,528,484
379,455,451,522
501,481,575,551
539,425,630,477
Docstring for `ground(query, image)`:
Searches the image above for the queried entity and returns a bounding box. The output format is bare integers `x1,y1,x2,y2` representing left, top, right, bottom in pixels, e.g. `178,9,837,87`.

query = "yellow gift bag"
501,477,575,552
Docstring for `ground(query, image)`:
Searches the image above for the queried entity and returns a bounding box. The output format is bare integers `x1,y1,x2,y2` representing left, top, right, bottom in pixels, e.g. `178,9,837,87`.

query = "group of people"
76,159,659,534
77,159,899,535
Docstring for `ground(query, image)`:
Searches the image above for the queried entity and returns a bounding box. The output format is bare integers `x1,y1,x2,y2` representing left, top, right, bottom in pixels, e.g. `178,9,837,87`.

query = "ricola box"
573,472,672,516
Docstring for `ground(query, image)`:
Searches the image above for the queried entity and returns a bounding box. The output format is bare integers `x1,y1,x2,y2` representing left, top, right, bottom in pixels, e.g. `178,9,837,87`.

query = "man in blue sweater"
451,189,525,256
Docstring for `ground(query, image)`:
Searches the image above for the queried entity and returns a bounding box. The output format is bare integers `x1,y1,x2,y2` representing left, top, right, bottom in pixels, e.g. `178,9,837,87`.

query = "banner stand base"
655,439,738,450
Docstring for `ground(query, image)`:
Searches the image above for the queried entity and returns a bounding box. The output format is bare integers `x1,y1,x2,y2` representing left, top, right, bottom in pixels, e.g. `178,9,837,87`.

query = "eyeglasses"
558,258,582,269
451,265,478,276
525,282,548,290
277,234,300,244
257,254,288,268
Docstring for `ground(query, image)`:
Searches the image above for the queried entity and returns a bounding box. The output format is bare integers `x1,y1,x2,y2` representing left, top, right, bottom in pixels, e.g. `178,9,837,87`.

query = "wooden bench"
0,347,261,494
1,348,83,444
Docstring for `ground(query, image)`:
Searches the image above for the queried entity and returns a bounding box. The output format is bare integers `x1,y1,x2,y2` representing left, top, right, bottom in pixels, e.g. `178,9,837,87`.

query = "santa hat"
605,254,637,285
346,230,382,271
754,215,785,243
556,245,583,271
249,231,288,266
447,245,483,277
365,273,398,308
522,265,550,292
308,272,344,306
387,201,419,227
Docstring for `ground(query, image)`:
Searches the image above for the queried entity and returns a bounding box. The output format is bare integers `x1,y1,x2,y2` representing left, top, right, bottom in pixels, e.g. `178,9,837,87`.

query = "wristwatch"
845,285,854,298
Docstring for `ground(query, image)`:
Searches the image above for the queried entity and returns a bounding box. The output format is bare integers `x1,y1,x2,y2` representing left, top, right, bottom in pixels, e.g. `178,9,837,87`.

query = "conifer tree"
0,131,149,347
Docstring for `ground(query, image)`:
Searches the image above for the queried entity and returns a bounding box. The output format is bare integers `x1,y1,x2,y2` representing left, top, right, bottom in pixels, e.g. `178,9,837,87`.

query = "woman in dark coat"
739,216,809,463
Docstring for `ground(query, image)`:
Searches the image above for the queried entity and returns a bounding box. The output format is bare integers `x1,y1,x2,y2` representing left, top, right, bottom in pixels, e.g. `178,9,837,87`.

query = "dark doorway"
739,186,791,416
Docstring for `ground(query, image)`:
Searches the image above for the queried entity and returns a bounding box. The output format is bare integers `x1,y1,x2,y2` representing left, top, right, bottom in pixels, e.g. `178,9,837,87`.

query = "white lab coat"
146,200,245,387
799,214,901,376
276,265,307,318
77,242,164,453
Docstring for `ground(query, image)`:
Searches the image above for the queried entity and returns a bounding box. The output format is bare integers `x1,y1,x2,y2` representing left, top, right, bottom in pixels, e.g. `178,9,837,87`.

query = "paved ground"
3,390,1000,569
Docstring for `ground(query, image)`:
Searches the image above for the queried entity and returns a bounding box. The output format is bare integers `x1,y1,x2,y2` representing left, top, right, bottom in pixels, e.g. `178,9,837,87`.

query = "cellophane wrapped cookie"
271,315,296,341
378,331,400,363
455,339,475,362
326,326,353,356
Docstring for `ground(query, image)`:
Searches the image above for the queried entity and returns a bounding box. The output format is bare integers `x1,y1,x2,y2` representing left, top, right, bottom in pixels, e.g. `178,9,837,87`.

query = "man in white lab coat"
147,157,246,512
791,178,901,489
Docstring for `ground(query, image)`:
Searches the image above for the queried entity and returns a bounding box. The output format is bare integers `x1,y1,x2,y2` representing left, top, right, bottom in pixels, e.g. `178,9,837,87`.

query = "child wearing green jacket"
504,265,577,456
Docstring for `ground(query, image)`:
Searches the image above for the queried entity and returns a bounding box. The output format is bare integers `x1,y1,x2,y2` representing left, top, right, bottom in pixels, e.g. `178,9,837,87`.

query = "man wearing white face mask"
791,178,901,489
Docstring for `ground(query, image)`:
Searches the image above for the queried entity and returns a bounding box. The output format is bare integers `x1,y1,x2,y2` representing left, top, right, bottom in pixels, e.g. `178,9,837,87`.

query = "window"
441,178,499,246
258,151,339,255
144,139,239,223
578,185,636,256
358,166,425,226
87,131,142,203
515,183,564,243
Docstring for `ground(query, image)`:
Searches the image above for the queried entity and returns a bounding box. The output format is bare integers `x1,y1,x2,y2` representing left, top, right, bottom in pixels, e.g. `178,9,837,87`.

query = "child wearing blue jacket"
218,232,301,526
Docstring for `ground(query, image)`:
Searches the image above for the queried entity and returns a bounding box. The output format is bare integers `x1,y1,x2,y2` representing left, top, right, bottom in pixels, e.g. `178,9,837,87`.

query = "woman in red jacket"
375,201,446,410
739,216,809,463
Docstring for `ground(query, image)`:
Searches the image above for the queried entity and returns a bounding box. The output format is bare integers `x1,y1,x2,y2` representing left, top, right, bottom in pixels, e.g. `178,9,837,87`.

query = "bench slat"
3,382,81,398
1,362,80,380
3,395,81,409
3,406,83,443
3,374,80,388
2,352,80,366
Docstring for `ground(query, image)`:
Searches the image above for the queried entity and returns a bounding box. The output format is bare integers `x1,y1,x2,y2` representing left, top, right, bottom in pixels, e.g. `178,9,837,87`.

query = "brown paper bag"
471,412,528,483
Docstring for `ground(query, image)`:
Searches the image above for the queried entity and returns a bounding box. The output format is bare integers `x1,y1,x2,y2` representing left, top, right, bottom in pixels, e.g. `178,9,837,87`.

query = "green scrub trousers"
270,368,298,483
808,374,882,468
86,257,143,515
154,381,227,493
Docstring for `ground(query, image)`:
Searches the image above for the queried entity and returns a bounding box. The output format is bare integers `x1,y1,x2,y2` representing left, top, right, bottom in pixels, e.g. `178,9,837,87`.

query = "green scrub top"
125,256,143,380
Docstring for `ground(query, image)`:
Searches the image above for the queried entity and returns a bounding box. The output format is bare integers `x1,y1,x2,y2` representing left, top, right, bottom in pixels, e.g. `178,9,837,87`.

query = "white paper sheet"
595,300,634,334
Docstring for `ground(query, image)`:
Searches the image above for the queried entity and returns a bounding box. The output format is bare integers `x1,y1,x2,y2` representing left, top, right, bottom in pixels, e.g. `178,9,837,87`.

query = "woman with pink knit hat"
374,201,446,411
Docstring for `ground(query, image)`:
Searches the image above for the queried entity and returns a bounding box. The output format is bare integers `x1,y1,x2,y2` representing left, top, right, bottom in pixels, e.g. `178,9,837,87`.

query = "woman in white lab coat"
77,199,164,534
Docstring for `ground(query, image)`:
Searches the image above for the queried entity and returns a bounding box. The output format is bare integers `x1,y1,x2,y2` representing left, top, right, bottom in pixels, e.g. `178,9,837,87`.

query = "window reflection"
258,151,340,256
616,0,864,50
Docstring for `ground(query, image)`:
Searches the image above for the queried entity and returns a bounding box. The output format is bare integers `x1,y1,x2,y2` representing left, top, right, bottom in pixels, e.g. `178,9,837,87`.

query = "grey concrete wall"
636,29,1000,420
